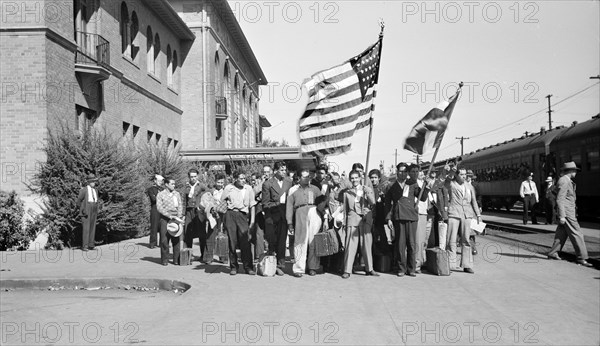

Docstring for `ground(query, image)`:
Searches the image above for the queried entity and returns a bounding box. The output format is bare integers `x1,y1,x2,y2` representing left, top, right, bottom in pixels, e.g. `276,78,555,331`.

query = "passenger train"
428,114,600,220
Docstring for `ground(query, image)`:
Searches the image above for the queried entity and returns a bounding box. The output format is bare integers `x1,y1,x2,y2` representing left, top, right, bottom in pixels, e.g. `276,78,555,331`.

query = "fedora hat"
545,177,553,182
86,173,98,182
560,161,580,172
167,221,182,237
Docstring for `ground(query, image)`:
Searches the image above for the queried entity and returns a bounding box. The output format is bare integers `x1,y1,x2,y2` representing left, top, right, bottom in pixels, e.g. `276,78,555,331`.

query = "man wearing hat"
544,176,557,225
146,174,164,248
519,172,539,225
547,162,592,267
77,173,100,251
157,177,184,266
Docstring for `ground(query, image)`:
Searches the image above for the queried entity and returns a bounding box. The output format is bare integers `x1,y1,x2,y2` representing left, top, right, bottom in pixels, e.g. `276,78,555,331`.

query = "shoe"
162,262,168,266
230,269,237,276
149,245,156,249
415,269,422,274
293,273,303,278
275,268,284,276
578,260,593,267
472,248,478,256
397,272,405,277
464,268,475,274
407,272,416,277
81,247,89,252
547,253,561,260
246,269,256,275
532,222,539,225
366,271,380,277
341,273,350,279
308,270,317,276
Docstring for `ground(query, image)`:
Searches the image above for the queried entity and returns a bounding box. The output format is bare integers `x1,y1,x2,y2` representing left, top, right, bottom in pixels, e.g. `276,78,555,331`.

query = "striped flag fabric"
403,84,463,155
299,38,382,157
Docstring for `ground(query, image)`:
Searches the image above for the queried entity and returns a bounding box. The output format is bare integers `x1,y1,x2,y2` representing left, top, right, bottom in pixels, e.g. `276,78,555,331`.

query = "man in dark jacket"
146,174,164,248
385,163,429,277
77,173,100,251
183,169,207,260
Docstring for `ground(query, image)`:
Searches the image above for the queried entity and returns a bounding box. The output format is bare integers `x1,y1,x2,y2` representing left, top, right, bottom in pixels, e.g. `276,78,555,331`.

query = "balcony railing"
75,31,110,68
216,96,228,120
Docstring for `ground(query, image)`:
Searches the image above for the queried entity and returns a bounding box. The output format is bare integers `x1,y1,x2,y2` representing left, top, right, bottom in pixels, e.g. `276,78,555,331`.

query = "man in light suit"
77,173,100,251
546,162,593,267
341,170,378,278
262,162,293,276
444,165,482,274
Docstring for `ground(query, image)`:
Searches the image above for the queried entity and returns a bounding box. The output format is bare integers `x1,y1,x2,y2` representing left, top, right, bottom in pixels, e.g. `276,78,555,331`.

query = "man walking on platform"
519,172,539,224
546,162,593,267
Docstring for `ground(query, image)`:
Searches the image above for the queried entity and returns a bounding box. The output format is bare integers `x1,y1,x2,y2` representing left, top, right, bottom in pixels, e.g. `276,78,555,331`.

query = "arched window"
214,52,220,94
166,45,172,86
153,33,161,77
146,26,154,73
172,51,178,88
120,2,130,55
130,11,139,60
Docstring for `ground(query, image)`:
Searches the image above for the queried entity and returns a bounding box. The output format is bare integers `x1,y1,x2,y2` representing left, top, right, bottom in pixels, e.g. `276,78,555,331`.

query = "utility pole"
591,76,600,114
395,149,398,167
546,94,553,130
456,136,469,156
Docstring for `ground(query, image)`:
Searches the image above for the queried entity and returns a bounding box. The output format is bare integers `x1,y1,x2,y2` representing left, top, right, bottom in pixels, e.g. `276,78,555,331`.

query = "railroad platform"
481,211,600,264
1,232,599,345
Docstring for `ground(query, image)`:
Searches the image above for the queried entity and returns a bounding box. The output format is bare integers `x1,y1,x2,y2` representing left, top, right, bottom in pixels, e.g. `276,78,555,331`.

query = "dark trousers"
224,210,252,270
265,210,288,268
392,220,417,275
523,195,538,224
81,204,98,249
149,205,160,246
184,208,206,255
160,218,181,264
545,198,556,224
251,212,265,260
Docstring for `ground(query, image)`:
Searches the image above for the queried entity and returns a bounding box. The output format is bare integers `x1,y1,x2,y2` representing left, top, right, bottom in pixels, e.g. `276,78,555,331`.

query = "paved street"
1,231,598,345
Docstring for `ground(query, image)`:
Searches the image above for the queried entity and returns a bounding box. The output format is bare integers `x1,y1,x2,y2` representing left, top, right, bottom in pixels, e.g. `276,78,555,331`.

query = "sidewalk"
1,235,599,345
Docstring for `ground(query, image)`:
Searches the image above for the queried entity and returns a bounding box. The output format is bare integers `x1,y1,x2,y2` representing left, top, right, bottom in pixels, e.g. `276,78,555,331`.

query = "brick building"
0,0,273,204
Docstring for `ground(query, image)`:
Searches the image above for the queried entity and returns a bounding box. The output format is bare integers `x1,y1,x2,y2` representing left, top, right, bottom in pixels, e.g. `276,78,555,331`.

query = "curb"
0,277,191,292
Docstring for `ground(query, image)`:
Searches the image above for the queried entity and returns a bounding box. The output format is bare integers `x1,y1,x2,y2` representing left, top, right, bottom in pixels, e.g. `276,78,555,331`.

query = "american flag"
299,38,382,157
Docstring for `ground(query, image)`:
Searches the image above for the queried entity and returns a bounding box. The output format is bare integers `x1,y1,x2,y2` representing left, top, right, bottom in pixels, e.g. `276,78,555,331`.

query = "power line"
468,82,599,139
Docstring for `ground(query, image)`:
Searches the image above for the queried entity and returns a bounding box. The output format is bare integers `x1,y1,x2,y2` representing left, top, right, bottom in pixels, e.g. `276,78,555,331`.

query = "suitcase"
426,247,451,276
314,229,340,257
179,248,192,266
214,231,229,258
373,253,391,273
257,255,277,277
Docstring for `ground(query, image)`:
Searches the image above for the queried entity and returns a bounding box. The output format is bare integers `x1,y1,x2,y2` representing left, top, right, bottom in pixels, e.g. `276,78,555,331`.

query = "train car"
433,115,600,219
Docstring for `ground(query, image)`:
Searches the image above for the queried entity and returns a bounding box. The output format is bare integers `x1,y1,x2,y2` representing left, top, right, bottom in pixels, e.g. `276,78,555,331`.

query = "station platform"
1,229,598,345
481,211,600,263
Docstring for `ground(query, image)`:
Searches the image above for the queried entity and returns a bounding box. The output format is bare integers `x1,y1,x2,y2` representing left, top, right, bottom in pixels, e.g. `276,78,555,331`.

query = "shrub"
0,190,34,250
29,124,147,248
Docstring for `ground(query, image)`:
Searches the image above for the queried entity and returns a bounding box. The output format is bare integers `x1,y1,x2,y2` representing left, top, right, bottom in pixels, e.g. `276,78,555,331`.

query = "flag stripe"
299,106,372,132
300,118,371,144
301,85,373,121
299,108,371,139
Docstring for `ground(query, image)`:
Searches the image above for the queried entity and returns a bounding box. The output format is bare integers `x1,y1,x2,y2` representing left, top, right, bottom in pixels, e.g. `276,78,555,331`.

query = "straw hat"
167,221,182,237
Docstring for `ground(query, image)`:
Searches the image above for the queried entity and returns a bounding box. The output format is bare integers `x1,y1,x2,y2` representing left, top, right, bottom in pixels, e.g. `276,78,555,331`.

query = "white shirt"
520,180,539,202
87,186,97,203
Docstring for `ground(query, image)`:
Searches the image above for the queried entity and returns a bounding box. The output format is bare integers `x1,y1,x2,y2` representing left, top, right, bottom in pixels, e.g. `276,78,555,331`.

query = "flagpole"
418,82,463,200
364,21,385,178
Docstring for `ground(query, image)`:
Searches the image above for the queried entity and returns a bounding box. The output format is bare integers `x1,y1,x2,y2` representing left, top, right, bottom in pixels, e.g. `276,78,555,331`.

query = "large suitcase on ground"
179,248,192,266
426,247,451,276
373,253,392,273
214,231,229,258
314,229,340,257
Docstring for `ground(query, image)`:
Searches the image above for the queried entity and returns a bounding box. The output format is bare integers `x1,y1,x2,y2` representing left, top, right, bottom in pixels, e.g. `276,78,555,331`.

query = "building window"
132,125,140,140
587,148,599,171
120,2,130,56
130,11,139,60
173,139,179,148
167,138,172,147
155,133,161,144
122,121,130,136
76,105,96,134
172,51,178,89
166,45,172,87
146,26,154,74
147,130,154,142
153,33,161,77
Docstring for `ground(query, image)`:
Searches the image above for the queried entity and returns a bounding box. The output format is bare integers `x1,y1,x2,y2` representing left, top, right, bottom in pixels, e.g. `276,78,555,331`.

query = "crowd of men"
139,161,490,277
77,160,593,275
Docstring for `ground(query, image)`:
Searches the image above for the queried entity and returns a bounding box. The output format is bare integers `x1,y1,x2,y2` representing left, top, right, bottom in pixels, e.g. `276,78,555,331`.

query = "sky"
230,0,600,174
